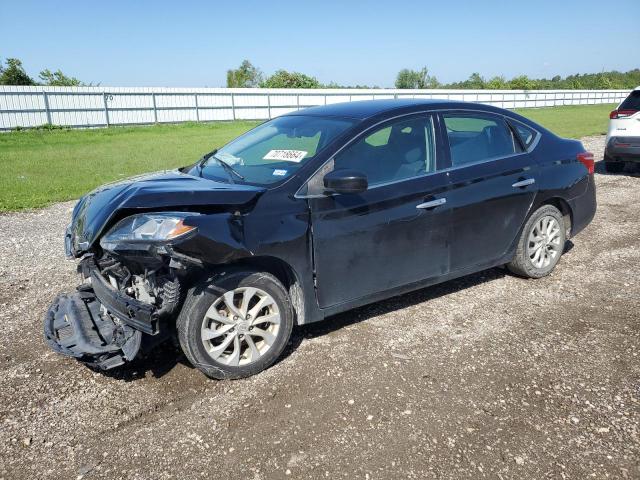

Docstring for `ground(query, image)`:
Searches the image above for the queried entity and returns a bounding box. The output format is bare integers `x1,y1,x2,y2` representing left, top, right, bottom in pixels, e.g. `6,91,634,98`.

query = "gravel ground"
1,135,638,480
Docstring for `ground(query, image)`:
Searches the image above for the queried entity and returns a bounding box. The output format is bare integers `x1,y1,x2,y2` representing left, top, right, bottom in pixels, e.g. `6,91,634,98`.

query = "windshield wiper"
197,149,245,182
196,149,217,174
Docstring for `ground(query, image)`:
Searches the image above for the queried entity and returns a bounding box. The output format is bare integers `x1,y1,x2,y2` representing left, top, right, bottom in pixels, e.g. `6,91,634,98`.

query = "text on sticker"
263,150,308,163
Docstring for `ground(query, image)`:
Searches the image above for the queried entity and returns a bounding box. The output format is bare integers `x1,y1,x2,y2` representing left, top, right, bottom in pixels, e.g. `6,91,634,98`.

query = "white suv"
605,87,640,172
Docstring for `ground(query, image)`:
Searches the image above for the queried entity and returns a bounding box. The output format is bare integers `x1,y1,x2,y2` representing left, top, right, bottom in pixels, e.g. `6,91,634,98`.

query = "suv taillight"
610,109,638,119
577,152,594,174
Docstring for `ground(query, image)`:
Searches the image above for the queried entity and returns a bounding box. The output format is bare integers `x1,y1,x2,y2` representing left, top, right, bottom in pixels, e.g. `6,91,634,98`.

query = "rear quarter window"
619,90,640,111
511,121,538,150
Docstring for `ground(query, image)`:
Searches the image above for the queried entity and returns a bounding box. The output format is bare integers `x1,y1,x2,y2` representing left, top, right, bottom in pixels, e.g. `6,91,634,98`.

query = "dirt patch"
1,135,638,479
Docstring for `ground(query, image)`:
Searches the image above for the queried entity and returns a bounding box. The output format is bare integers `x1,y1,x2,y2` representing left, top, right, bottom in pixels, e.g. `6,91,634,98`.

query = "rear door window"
443,113,522,167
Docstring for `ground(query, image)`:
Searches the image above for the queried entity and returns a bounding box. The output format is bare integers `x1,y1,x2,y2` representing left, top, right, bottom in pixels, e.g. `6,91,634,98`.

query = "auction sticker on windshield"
263,150,308,162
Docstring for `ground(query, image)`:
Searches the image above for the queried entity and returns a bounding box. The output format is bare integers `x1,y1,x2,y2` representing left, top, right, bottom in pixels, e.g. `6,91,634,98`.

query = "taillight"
577,152,594,174
610,109,638,119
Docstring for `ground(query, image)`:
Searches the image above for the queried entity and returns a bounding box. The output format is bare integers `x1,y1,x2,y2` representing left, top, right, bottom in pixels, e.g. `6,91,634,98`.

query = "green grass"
0,121,259,212
0,103,616,212
514,103,615,138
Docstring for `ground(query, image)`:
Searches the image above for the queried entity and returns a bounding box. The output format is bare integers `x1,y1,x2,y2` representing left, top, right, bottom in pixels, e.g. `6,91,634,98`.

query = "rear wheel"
507,205,566,279
177,269,294,379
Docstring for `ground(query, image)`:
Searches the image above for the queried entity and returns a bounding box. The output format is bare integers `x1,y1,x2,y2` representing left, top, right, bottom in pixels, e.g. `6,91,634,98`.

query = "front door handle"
512,178,535,188
416,198,446,209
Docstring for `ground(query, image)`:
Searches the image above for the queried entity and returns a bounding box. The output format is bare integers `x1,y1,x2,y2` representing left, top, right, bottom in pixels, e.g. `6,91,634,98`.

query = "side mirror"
323,169,368,194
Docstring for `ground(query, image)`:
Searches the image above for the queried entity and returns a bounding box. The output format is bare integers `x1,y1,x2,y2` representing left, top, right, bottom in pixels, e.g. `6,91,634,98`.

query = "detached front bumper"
605,137,640,161
43,286,143,370
44,262,161,370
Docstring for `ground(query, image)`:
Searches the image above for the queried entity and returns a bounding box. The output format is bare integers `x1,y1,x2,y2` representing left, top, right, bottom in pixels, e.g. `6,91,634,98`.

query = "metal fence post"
151,93,158,123
296,94,300,111
267,94,272,119
42,91,52,125
324,94,327,105
102,92,110,127
230,93,236,120
194,93,200,122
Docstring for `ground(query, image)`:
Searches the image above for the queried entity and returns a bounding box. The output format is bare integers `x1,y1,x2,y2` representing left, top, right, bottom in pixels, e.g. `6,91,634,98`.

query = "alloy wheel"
527,215,562,269
200,287,281,366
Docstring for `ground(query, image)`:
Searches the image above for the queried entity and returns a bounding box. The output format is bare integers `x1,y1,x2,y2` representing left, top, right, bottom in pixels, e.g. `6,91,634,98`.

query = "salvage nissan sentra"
45,99,597,379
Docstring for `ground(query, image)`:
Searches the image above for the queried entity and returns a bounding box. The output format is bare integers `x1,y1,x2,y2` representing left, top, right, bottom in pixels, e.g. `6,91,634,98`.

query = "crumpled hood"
69,170,265,252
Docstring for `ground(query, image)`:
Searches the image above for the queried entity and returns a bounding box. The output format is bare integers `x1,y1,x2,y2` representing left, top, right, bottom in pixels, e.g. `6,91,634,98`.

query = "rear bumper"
568,174,597,238
605,137,640,161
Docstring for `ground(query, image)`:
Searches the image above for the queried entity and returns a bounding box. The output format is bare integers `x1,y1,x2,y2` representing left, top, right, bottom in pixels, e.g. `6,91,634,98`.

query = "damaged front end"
45,212,199,370
44,171,264,370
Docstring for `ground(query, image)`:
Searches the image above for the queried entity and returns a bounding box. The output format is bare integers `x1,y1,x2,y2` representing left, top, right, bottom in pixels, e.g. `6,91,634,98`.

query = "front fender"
173,213,253,265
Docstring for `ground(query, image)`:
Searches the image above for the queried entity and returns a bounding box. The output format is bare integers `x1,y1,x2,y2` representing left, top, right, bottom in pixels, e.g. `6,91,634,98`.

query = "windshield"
199,115,356,185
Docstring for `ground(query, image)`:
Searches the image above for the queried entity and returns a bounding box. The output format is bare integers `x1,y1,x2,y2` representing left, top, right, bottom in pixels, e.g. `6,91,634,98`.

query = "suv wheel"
507,204,566,279
177,269,294,379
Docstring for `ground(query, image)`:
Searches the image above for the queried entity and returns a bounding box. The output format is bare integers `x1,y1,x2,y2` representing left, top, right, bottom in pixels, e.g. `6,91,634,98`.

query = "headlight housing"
100,212,198,251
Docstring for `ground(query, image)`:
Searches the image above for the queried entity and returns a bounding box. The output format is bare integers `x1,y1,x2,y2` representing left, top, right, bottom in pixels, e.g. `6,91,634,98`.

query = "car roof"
286,98,476,120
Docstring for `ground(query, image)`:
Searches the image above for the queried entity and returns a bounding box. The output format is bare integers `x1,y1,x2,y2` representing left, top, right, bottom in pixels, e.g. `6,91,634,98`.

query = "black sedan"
45,99,597,379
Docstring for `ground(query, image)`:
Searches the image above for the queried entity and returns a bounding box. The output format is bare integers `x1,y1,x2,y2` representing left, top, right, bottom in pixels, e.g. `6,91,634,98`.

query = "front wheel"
177,270,294,379
507,204,566,279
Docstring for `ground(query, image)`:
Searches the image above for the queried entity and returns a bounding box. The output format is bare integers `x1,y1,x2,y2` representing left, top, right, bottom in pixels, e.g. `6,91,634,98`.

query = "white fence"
0,86,629,131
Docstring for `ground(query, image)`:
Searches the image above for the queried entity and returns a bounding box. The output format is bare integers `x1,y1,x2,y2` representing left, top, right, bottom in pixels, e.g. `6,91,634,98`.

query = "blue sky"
1,0,638,87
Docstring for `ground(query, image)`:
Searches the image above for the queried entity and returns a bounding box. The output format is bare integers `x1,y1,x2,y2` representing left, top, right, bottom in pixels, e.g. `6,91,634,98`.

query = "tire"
507,204,566,279
604,161,624,173
177,269,294,380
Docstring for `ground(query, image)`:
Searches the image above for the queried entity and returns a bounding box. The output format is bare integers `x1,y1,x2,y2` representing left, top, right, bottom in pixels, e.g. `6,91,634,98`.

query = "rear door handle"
416,198,446,209
512,178,535,188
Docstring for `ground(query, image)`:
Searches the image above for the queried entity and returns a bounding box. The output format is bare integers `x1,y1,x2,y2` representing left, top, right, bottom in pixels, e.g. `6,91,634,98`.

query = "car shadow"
97,342,189,381
103,267,510,381
595,160,640,177
285,242,576,354
104,244,582,381
289,267,509,347
564,239,575,255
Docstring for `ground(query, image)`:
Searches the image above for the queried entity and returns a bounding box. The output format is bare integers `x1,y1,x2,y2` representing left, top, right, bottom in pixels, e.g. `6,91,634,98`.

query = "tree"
39,68,82,86
395,69,417,89
508,75,537,90
465,72,486,89
485,75,508,89
226,60,262,88
395,67,439,89
0,58,35,85
261,70,321,88
324,81,379,89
